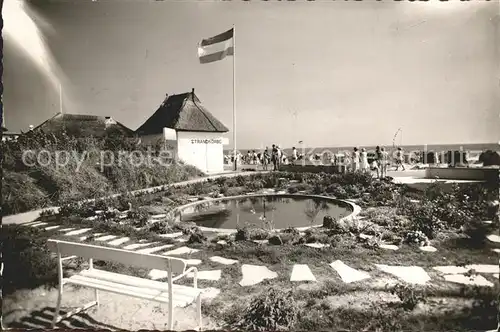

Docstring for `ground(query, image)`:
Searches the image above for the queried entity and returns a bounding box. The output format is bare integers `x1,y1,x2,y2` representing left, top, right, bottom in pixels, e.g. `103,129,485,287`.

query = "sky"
3,0,500,149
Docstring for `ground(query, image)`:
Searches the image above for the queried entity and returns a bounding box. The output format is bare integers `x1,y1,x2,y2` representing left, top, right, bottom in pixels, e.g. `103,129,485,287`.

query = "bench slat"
78,269,198,297
66,275,198,307
47,239,186,273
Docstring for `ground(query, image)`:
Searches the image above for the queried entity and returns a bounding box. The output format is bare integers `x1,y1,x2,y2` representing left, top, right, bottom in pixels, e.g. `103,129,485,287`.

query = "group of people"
238,145,301,171
350,146,405,178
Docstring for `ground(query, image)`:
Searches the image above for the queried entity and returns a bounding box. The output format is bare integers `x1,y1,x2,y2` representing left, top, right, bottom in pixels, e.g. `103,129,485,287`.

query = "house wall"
176,131,225,174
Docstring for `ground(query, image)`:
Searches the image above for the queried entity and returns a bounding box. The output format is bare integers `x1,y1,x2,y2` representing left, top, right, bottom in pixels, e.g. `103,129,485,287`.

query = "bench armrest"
171,266,198,288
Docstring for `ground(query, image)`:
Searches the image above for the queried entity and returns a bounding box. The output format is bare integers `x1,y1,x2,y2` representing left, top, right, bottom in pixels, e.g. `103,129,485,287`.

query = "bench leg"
51,286,63,328
95,289,99,307
196,294,202,331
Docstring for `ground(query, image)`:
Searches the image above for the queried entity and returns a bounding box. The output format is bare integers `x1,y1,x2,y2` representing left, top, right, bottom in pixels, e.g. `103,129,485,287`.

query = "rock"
268,235,283,245
323,215,335,228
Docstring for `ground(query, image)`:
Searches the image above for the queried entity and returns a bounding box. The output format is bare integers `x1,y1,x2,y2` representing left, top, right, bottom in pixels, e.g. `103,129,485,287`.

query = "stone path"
19,221,500,295
239,264,278,286
330,260,370,283
375,264,430,285
290,264,316,282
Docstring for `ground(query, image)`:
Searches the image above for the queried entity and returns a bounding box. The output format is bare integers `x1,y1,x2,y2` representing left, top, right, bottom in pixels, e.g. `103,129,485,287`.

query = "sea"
226,143,500,157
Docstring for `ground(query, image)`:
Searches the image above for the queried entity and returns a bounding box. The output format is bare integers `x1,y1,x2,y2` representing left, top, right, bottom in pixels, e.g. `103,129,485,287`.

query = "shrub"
403,230,430,246
238,288,298,331
235,227,250,241
2,171,50,215
387,283,426,311
246,180,265,191
2,225,59,296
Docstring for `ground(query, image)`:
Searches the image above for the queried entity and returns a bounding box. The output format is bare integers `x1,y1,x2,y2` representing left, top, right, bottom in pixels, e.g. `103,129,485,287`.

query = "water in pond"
180,195,352,229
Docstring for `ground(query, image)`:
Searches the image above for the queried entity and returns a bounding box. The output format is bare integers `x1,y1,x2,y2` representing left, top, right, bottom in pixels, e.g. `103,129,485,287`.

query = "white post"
232,25,237,171
59,83,63,114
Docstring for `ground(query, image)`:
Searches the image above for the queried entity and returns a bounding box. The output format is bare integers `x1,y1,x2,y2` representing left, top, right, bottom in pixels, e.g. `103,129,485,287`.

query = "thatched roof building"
31,113,134,137
136,89,229,135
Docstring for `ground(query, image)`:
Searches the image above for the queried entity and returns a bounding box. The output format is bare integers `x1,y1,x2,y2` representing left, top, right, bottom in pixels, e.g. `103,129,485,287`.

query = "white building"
136,89,229,174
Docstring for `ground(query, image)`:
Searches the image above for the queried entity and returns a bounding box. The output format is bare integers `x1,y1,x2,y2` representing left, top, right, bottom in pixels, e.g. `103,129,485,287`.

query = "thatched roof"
31,113,134,137
136,89,229,135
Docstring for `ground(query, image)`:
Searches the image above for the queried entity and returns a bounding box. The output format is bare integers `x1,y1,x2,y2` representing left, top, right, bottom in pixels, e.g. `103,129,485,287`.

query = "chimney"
192,88,195,94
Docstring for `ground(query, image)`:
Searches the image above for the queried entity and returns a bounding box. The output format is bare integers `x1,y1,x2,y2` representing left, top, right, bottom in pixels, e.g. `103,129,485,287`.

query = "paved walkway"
2,170,268,225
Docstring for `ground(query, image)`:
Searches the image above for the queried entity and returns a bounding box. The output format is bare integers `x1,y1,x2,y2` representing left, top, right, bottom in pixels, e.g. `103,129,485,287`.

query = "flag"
198,28,234,64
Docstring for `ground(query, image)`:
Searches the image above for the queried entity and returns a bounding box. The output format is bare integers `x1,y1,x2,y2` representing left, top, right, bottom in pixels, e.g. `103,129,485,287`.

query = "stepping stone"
59,228,75,232
200,287,221,302
79,236,88,241
379,244,399,250
84,216,98,221
253,240,268,244
108,237,130,246
216,240,227,245
95,235,118,242
375,264,430,285
492,249,500,253
65,228,92,236
185,259,203,266
290,264,316,282
45,225,61,231
187,270,222,281
210,256,238,265
23,221,42,226
420,246,437,252
31,222,48,228
136,244,174,254
487,234,500,243
433,265,499,274
123,242,158,250
466,264,498,274
330,260,370,283
304,243,330,249
239,264,278,286
176,238,188,243
151,214,167,219
163,246,200,256
359,234,373,240
483,220,493,224
159,232,183,238
443,274,494,287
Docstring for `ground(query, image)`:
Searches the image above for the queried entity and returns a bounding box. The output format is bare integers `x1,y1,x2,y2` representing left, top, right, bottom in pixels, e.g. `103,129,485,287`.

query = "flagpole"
232,24,237,171
59,83,63,114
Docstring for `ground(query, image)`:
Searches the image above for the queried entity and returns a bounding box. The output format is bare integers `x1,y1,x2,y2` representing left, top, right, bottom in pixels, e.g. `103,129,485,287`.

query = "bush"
2,130,204,216
2,171,50,215
2,225,59,296
238,288,298,331
387,283,426,311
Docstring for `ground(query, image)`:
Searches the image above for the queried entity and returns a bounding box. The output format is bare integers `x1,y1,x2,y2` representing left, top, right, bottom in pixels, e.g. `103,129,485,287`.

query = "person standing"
373,146,382,178
395,147,406,171
360,148,369,172
271,144,278,171
352,147,360,172
276,145,282,171
262,148,270,170
291,147,298,165
380,147,389,178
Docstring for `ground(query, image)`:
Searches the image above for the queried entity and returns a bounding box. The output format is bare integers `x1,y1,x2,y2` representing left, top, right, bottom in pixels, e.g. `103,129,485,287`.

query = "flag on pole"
198,28,234,64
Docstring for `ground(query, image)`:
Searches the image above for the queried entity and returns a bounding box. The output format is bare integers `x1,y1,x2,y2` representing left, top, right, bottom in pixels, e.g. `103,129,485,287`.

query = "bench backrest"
47,239,186,274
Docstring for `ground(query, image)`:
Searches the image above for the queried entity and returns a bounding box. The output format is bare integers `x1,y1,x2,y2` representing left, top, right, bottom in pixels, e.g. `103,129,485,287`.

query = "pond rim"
170,193,362,234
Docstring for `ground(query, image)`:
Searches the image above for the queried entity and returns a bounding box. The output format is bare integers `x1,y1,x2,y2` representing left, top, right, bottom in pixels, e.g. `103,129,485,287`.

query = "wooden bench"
47,239,203,330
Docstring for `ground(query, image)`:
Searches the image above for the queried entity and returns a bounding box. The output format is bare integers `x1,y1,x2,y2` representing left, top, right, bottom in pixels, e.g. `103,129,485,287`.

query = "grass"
4,170,499,330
